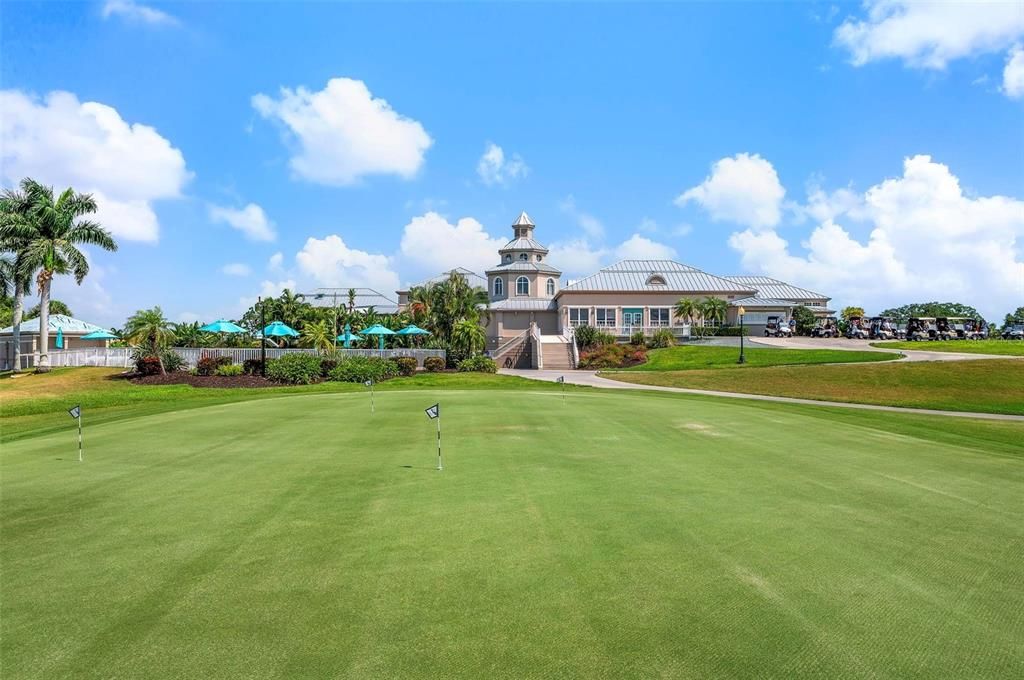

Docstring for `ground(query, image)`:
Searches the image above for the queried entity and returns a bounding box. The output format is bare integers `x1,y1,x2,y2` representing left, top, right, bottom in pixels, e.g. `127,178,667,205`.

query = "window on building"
536,254,543,261
493,277,503,297
546,278,555,296
519,253,528,261
650,308,670,326
569,308,589,326
516,276,529,296
646,274,667,285
595,308,616,327
504,254,511,263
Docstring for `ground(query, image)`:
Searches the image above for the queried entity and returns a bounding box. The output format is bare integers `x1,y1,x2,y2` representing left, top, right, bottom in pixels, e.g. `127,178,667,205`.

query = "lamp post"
737,305,746,365
259,296,266,377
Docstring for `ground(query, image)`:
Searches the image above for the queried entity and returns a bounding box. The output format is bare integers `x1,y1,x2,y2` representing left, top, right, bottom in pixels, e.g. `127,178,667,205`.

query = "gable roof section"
723,275,829,301
561,260,755,294
308,288,400,313
0,314,104,335
403,267,488,291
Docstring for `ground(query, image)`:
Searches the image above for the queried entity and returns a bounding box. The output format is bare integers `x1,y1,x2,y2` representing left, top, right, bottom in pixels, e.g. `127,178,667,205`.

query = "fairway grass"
607,359,1024,415
872,339,1024,356
628,344,898,371
3,389,1023,678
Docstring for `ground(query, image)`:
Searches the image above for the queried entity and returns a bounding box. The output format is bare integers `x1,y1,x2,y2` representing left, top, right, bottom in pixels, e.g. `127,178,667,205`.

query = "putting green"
3,389,1023,679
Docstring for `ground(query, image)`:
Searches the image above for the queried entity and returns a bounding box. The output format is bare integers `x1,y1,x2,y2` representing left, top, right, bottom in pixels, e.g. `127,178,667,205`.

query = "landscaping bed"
130,372,279,388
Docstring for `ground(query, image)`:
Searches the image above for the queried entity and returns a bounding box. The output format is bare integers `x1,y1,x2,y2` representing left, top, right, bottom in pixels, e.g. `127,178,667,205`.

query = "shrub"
457,355,497,373
136,355,163,376
265,353,323,384
712,325,748,337
424,356,445,372
444,346,469,369
242,358,263,375
215,364,243,377
160,350,184,373
328,356,399,383
319,358,338,377
573,324,598,351
630,331,645,346
578,344,647,369
396,356,418,376
594,331,616,346
649,328,675,348
196,355,232,376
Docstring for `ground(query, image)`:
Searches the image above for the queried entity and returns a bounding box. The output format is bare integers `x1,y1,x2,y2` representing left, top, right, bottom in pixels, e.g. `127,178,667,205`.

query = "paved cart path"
500,369,1024,422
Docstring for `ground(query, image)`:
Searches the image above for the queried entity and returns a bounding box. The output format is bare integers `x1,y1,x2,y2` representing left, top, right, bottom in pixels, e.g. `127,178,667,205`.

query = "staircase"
540,336,575,370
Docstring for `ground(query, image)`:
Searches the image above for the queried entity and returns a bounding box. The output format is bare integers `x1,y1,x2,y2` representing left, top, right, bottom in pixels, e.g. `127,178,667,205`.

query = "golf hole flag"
365,379,375,413
425,403,442,470
68,405,83,462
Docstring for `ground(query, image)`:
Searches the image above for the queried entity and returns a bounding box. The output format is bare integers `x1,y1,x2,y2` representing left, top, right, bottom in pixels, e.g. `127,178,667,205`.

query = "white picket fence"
20,346,446,370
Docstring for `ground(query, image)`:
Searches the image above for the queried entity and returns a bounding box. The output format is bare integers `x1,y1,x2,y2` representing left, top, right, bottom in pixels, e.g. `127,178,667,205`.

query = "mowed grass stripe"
3,390,1023,678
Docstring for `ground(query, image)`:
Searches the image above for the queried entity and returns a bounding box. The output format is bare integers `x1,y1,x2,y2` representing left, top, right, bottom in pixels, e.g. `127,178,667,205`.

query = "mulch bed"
130,372,281,388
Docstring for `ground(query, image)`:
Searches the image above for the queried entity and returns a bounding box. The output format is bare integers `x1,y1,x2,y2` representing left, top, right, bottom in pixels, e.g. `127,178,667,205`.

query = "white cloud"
221,263,251,277
676,153,785,230
476,142,528,185
637,217,658,233
614,234,677,260
834,1,1024,70
548,238,610,279
398,212,505,280
559,195,605,239
672,223,694,237
267,252,283,271
1003,45,1024,98
296,235,400,292
208,203,276,242
102,0,180,27
0,90,190,242
727,155,1024,319
252,77,432,186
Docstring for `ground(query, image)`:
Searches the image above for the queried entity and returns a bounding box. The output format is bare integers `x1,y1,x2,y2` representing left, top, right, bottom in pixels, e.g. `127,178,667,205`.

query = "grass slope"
628,345,898,371
608,359,1024,415
3,389,1023,679
872,339,1024,356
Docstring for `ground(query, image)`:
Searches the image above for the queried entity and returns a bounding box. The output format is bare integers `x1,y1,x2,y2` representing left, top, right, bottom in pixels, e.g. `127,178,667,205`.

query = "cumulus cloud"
548,238,610,279
296,235,400,292
221,263,251,277
252,78,432,186
476,142,528,185
208,203,276,241
676,153,785,230
723,155,1024,318
398,212,505,280
102,0,180,27
559,195,605,239
834,1,1024,69
0,90,190,242
1003,45,1024,98
615,234,677,260
267,252,283,271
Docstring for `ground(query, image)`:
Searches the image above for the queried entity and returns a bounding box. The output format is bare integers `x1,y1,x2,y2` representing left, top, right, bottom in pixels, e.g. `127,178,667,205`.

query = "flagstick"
436,409,443,471
78,411,83,463
370,381,375,414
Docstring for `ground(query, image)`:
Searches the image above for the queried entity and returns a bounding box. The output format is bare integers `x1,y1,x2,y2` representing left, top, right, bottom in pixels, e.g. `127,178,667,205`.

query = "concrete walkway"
500,368,1024,422
750,336,1019,362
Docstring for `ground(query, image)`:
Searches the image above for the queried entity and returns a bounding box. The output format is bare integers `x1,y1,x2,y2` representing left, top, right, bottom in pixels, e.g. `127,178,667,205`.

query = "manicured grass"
0,368,573,442
872,339,1024,356
3,388,1023,678
625,344,899,371
608,359,1024,415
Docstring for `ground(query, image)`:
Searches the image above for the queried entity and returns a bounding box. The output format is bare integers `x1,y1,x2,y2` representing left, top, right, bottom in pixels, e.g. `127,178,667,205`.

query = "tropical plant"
456,355,497,373
265,353,323,384
215,364,244,377
172,321,213,348
573,324,598,351
423,356,445,372
791,306,818,335
0,180,118,372
878,302,982,323
452,318,486,355
300,319,334,352
124,307,176,374
841,306,866,321
0,184,37,372
698,297,729,333
673,298,698,327
328,356,399,383
649,328,675,349
278,288,306,328
24,299,73,319
395,357,418,376
630,331,645,346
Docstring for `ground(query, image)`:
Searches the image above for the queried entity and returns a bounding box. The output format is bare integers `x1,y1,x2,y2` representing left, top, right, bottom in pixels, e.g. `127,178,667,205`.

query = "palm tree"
25,299,73,319
452,318,486,355
277,288,306,328
674,298,698,327
124,307,175,374
347,287,357,313
0,184,36,372
173,321,212,348
1,180,117,372
300,320,334,352
699,296,729,335
407,284,433,324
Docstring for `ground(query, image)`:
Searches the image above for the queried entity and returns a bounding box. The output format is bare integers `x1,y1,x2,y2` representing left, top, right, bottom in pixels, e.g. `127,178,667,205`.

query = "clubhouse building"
401,212,832,368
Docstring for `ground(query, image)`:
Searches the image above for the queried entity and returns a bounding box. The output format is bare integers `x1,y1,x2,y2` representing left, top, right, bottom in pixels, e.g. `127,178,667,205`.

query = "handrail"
566,325,579,368
491,328,531,359
530,322,542,369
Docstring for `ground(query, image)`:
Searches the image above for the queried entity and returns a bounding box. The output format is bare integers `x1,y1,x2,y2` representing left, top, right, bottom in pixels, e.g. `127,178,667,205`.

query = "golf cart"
906,317,937,341
962,318,988,340
845,315,869,340
764,315,793,337
810,317,839,338
868,316,903,340
1003,323,1024,340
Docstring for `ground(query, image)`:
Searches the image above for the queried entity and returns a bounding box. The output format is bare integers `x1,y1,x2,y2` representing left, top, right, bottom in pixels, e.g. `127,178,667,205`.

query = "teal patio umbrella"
396,324,431,336
337,323,362,348
80,329,119,340
199,319,246,334
55,327,64,349
360,324,396,352
263,321,299,338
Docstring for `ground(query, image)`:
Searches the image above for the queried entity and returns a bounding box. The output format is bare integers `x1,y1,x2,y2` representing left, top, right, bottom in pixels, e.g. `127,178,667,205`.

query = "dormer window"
536,255,542,262
519,253,528,261
647,274,667,286
504,254,512,263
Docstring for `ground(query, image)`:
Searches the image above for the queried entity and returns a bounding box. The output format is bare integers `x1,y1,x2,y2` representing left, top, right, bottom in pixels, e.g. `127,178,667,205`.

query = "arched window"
519,253,528,261
516,276,529,296
646,274,667,286
546,278,555,296
504,254,512,263
494,277,503,297
536,254,543,262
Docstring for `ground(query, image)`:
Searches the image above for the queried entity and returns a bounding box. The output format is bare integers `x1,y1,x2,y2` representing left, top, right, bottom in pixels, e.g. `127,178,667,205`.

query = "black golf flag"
364,379,373,387
425,403,439,419
68,405,81,419
556,376,564,384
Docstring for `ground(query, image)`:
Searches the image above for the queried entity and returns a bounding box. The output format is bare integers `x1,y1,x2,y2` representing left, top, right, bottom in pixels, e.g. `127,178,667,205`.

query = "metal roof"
561,260,755,294
486,261,562,274
512,211,534,227
401,267,487,291
729,297,799,307
489,299,558,311
499,237,549,253
307,288,400,314
723,275,829,301
0,314,105,335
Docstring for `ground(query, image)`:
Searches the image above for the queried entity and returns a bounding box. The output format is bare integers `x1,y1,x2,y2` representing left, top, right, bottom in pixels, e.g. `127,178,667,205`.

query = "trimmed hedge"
424,356,445,372
265,353,323,384
328,356,399,383
396,357,418,376
457,355,497,373
215,364,243,377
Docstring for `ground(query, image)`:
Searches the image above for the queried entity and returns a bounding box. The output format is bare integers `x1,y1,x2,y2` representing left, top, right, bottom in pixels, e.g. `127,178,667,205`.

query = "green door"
623,308,643,331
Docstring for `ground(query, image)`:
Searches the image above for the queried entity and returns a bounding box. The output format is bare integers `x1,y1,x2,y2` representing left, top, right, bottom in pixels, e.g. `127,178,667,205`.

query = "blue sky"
2,1,1022,325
